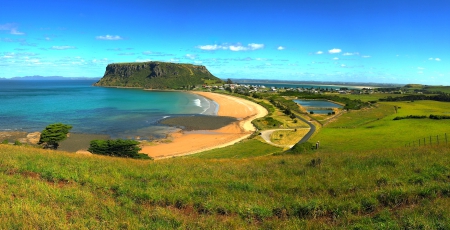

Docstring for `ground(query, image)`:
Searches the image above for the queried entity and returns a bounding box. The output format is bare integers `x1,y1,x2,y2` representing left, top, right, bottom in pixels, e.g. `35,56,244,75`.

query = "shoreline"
140,92,268,159
1,91,268,159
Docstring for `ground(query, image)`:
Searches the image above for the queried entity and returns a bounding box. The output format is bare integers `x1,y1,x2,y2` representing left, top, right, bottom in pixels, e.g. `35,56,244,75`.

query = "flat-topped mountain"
94,61,222,89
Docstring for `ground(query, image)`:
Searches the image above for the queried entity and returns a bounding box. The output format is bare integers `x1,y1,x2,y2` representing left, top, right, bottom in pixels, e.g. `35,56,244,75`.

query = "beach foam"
193,99,201,107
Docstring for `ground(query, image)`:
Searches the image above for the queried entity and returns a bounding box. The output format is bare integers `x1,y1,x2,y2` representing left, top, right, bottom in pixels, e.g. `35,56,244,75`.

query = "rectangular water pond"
293,99,343,114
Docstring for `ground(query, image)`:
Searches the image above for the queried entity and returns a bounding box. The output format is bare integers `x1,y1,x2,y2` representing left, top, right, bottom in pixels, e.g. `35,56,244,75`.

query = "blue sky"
1,0,449,85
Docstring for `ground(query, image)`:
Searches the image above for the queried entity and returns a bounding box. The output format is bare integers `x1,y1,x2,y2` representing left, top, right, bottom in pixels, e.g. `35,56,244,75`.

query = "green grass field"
342,93,402,102
311,100,450,152
1,143,450,229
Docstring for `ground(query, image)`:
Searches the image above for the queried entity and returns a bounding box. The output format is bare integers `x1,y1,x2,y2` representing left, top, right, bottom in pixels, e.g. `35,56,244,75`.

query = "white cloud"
51,46,76,50
96,35,123,40
248,43,264,50
92,58,110,64
277,46,285,50
328,48,342,54
315,51,323,55
343,52,359,56
118,52,135,56
333,57,339,60
10,28,25,35
341,64,346,67
435,58,441,61
197,44,222,51
186,54,196,59
429,57,442,61
362,55,371,58
418,67,425,70
229,45,246,51
197,43,264,51
136,59,152,62
429,58,433,60
0,23,25,35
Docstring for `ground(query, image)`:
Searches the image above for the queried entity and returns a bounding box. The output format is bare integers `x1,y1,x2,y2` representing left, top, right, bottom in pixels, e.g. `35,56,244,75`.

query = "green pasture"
311,100,450,152
189,139,282,159
343,93,409,102
425,86,450,93
1,143,450,228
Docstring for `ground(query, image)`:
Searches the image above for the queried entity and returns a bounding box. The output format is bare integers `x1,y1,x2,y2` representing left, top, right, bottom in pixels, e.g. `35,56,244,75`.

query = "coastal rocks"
26,132,41,144
0,131,40,144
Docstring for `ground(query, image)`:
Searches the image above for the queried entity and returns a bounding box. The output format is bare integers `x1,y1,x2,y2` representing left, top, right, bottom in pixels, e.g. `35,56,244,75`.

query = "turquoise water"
293,99,343,114
0,80,216,139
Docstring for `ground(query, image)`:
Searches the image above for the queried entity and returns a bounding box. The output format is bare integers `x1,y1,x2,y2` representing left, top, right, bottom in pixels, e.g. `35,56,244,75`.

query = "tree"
88,139,150,159
38,123,72,149
226,78,233,84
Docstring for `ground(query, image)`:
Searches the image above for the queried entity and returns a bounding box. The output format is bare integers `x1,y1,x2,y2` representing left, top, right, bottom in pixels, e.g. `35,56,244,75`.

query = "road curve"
293,114,316,145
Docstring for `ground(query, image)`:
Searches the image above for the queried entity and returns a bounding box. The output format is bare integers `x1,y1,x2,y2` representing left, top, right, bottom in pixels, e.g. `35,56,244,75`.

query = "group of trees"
393,114,450,120
380,93,450,103
35,123,149,159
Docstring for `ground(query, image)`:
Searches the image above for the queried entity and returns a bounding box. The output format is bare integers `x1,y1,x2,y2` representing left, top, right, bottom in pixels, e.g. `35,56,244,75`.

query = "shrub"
1,140,8,144
88,139,151,159
13,140,22,146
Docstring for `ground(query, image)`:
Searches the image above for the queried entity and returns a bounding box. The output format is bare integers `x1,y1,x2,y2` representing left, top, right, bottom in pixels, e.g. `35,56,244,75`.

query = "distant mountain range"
0,76,100,81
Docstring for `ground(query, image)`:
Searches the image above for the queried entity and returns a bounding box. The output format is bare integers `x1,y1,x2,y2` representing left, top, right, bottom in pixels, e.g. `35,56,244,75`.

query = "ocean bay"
0,80,216,139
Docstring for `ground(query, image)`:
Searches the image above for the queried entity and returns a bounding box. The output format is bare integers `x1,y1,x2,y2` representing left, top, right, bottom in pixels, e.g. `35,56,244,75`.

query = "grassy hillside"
311,100,450,152
94,61,222,89
1,144,450,229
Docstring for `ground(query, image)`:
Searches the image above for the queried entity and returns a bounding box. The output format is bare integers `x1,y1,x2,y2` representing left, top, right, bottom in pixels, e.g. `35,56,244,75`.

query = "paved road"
294,114,316,145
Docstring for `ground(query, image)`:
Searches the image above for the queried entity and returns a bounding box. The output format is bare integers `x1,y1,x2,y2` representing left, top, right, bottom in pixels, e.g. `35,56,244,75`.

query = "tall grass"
1,144,450,228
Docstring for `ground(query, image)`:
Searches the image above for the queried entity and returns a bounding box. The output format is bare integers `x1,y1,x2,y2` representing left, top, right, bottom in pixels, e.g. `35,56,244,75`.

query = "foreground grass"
1,144,450,228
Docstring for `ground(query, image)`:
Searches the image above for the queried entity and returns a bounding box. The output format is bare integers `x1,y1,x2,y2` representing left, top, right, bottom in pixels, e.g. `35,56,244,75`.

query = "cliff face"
94,61,222,89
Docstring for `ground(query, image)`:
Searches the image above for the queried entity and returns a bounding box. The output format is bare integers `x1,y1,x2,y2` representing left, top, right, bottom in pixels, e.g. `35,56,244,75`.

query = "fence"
405,133,448,147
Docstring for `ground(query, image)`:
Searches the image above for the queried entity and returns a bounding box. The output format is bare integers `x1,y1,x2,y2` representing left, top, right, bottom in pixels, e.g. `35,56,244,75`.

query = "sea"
0,80,217,139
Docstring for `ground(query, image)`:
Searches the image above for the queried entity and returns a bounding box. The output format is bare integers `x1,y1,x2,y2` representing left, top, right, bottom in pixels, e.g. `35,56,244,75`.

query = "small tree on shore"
88,139,150,159
38,123,72,149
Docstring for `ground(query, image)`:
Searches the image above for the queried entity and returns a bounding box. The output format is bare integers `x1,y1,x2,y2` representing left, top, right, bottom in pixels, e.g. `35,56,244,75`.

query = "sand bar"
140,92,268,159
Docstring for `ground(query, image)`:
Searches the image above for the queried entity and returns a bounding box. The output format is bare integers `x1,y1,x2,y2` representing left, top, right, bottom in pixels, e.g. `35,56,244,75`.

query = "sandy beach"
140,92,268,159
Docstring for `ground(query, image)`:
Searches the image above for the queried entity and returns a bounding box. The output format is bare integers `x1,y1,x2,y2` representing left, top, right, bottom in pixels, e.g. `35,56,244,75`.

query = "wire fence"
405,133,448,147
